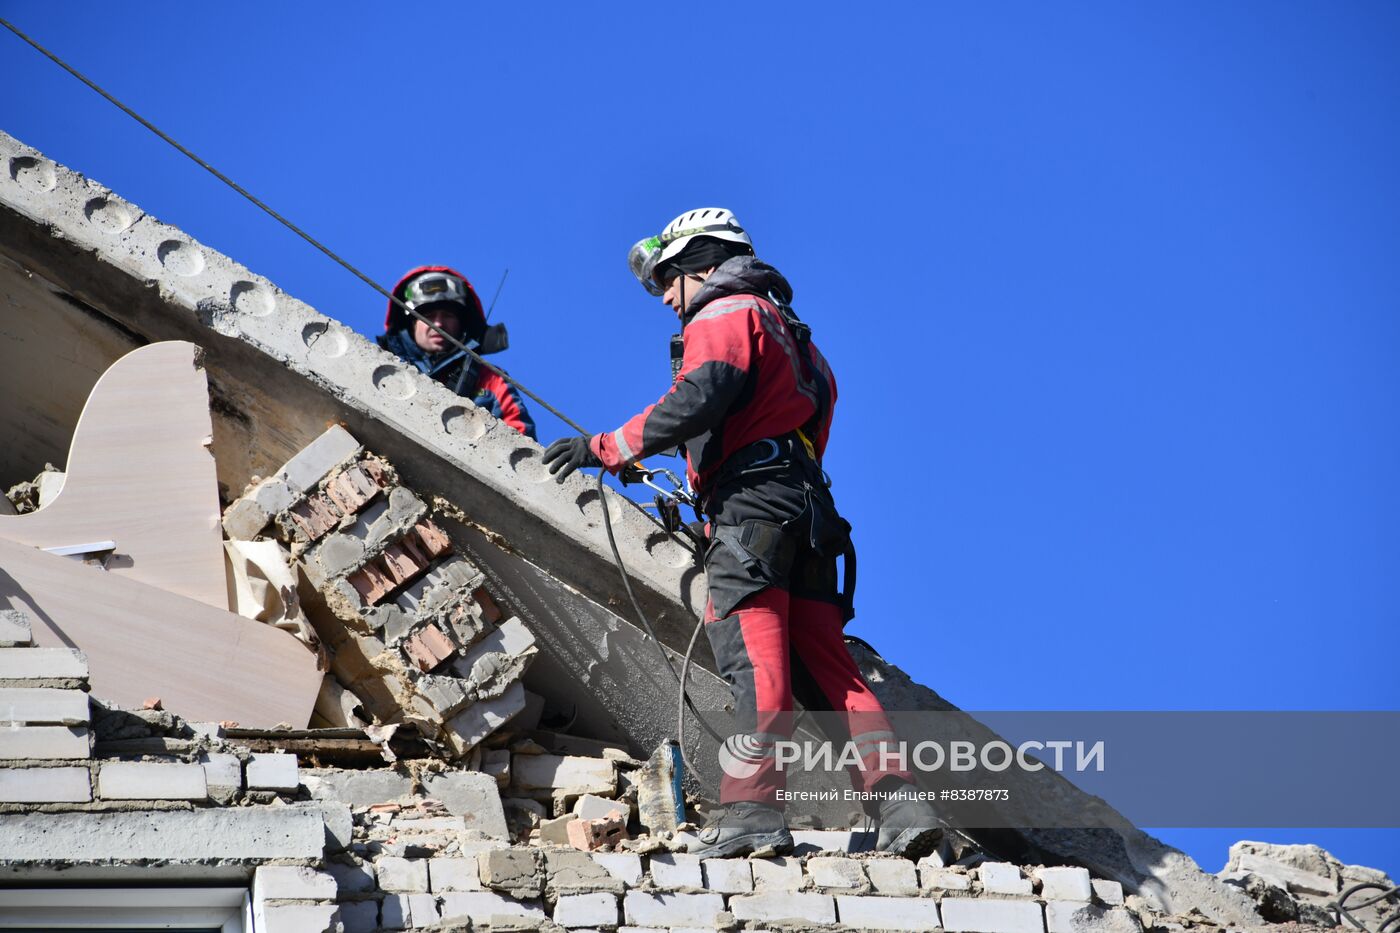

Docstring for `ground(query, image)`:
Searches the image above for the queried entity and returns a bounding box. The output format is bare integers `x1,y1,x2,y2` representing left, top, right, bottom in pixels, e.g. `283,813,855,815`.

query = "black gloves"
542,435,602,481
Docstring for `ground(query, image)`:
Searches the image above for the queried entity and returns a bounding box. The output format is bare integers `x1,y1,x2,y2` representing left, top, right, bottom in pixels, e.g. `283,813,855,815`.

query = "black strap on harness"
767,293,858,623
704,295,859,623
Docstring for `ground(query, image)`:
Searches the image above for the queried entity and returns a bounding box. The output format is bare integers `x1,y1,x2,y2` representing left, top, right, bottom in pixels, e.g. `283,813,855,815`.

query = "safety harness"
703,292,859,622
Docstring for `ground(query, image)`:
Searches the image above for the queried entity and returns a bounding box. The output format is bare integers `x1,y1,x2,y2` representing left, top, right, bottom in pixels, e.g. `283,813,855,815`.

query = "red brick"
473,588,503,624
404,624,457,672
567,813,628,851
398,533,430,569
349,561,394,605
380,543,421,584
324,464,382,514
414,519,452,558
288,493,342,540
361,459,389,485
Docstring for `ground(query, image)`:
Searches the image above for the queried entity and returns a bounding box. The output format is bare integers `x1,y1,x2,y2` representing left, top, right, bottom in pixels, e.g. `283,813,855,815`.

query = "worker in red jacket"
378,266,535,438
543,209,942,859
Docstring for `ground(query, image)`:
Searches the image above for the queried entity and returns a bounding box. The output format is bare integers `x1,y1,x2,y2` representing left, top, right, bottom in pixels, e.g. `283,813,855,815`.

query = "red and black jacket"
590,257,835,495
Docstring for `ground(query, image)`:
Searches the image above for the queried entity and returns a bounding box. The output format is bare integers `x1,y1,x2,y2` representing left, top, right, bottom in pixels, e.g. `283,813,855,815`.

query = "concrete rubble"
1,127,1395,931
4,632,1388,930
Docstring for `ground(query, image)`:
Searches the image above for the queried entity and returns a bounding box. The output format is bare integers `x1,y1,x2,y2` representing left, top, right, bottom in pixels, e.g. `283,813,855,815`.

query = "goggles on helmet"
628,236,666,296
403,272,470,310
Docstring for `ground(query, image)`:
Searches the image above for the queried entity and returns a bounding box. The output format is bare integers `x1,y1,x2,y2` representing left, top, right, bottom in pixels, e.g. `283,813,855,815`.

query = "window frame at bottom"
0,887,249,931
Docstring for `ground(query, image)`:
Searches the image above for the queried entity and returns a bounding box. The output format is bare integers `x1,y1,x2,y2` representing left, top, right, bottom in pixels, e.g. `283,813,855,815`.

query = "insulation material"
223,539,321,658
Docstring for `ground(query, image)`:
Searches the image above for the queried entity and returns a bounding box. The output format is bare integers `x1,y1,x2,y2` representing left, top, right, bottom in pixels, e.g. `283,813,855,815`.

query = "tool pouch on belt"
788,484,850,559
708,520,796,619
715,520,796,582
785,484,859,624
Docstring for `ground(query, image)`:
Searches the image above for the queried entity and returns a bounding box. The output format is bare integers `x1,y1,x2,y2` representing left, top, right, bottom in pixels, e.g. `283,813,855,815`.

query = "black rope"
598,475,722,747
1335,882,1400,933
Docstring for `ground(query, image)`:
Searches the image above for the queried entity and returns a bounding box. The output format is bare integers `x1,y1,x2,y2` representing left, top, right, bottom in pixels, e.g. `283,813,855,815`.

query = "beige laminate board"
0,537,320,727
0,342,227,609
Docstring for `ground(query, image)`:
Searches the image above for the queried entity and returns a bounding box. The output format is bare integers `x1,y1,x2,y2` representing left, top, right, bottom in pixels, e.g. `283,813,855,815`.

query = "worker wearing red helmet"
542,209,943,860
378,266,536,438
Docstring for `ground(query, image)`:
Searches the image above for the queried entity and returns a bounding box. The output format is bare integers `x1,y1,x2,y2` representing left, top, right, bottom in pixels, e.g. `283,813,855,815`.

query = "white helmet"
628,207,752,295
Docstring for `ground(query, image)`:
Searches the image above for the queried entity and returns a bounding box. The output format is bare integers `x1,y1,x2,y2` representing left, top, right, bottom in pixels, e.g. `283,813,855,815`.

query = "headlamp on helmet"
628,236,666,296
403,272,471,310
627,207,753,296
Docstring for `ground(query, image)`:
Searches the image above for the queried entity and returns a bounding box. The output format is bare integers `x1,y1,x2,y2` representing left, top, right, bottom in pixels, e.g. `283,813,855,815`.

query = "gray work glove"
543,435,602,481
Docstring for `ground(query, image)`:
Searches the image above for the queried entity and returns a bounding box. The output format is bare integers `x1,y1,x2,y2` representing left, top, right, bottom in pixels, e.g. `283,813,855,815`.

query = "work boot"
876,782,945,860
689,801,794,859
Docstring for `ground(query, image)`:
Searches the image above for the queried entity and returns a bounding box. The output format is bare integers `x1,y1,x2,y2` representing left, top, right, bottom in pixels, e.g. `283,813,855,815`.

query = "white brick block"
1036,866,1092,901
623,892,724,927
866,858,920,895
440,891,545,922
980,861,1033,895
380,893,410,929
0,647,87,679
328,860,376,894
0,610,32,647
429,857,482,891
554,892,620,928
0,725,89,759
808,856,867,891
0,766,90,802
591,851,644,886
729,891,838,924
0,688,89,725
257,903,340,933
338,899,379,933
377,856,430,892
751,855,804,891
1045,901,1141,933
648,852,703,889
942,897,1045,933
405,893,439,925
247,752,299,791
199,752,242,790
255,865,338,900
922,866,973,891
920,851,948,869
702,857,753,893
456,618,536,674
1092,878,1125,906
511,753,615,794
838,894,941,930
573,792,629,820
278,425,362,493
445,683,526,748
98,761,207,800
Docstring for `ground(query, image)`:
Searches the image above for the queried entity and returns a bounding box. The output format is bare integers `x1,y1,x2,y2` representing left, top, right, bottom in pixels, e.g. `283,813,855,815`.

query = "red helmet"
384,265,486,334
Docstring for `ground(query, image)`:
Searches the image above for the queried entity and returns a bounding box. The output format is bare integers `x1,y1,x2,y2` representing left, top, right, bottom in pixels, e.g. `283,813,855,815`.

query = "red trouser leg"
788,595,912,793
703,587,795,807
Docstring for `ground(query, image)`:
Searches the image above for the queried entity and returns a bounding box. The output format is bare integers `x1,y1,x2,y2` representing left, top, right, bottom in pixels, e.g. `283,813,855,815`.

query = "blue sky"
3,4,1396,875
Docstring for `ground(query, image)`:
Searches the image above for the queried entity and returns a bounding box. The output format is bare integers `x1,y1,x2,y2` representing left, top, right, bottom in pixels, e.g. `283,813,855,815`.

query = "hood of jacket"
682,256,794,326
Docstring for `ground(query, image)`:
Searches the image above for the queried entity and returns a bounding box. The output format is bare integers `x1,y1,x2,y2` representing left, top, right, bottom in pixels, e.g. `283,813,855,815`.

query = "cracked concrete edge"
0,128,704,630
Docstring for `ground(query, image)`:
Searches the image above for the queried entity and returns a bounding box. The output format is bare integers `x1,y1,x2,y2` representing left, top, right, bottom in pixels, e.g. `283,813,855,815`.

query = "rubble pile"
1219,841,1398,929
223,426,539,756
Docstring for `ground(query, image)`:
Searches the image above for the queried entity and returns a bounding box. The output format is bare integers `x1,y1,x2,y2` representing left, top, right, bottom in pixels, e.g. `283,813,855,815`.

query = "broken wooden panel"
0,341,227,609
0,537,320,728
